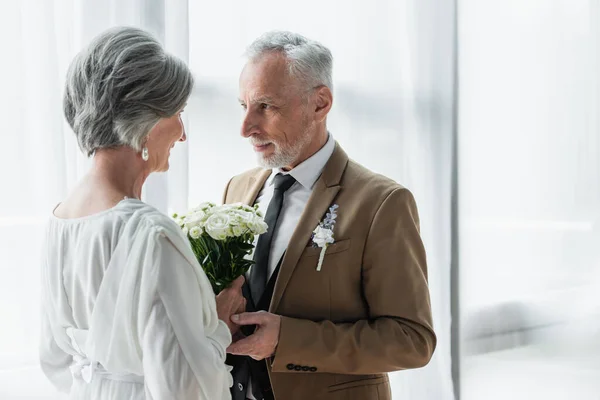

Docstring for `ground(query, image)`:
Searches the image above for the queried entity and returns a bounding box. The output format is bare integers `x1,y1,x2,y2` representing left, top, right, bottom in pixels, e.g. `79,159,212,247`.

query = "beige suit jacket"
223,143,436,400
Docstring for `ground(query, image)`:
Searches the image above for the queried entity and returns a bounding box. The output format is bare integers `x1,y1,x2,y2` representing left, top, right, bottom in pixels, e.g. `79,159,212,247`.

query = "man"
223,31,436,400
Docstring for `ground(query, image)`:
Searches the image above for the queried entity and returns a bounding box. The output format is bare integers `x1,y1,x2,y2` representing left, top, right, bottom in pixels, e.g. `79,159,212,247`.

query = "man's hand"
215,276,246,335
226,311,281,360
231,331,246,344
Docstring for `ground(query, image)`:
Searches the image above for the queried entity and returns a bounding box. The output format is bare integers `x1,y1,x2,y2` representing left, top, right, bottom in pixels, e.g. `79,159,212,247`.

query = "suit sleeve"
271,188,436,374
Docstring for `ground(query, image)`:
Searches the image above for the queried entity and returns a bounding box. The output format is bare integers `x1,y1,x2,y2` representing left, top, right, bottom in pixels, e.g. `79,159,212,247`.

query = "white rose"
184,210,208,229
239,204,255,213
204,212,231,241
312,226,334,247
224,209,240,222
171,213,184,226
227,209,253,227
248,216,268,235
231,224,246,237
230,203,256,216
182,226,189,236
237,210,255,223
193,202,215,212
189,226,202,239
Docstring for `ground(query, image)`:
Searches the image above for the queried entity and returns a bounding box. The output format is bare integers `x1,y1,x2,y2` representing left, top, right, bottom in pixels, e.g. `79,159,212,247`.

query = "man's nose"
241,111,258,138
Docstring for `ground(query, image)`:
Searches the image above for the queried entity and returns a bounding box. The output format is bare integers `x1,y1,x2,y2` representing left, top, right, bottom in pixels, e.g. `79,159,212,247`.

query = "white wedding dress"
40,198,233,399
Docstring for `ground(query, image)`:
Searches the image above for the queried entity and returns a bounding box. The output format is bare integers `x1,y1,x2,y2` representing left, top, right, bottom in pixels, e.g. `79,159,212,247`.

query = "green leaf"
185,232,259,294
238,242,254,251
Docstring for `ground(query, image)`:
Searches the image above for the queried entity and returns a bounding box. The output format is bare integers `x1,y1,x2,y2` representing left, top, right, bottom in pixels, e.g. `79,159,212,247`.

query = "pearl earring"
141,147,149,161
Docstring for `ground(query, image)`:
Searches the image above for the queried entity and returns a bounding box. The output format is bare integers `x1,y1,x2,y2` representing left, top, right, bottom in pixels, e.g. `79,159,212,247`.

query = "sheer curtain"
0,1,188,398
459,0,600,399
0,1,454,399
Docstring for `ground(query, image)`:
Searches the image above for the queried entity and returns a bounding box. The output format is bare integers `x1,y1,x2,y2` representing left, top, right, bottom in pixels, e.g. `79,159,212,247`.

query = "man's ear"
313,86,333,122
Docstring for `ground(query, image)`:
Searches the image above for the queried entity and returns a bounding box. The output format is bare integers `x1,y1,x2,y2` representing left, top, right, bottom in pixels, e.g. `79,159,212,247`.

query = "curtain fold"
458,1,600,398
386,0,455,398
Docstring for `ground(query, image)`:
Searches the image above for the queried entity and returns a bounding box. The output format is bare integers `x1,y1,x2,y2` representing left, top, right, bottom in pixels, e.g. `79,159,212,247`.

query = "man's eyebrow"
238,95,280,105
251,95,277,104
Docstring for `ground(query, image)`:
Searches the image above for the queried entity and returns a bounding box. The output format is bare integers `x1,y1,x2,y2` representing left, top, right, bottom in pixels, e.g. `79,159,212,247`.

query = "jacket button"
294,365,302,371
286,363,295,370
237,383,244,391
302,366,310,371
309,367,318,372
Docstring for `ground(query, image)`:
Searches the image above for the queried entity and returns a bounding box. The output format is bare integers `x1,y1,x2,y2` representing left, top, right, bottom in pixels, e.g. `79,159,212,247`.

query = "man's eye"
260,103,270,110
240,103,247,110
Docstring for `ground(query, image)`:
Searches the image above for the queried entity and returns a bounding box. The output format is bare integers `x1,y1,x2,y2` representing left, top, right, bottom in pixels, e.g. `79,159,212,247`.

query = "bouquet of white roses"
173,202,268,294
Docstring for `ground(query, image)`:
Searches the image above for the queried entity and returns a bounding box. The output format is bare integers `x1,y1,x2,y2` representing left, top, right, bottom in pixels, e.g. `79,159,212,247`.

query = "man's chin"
255,146,300,169
256,156,276,169
257,153,282,169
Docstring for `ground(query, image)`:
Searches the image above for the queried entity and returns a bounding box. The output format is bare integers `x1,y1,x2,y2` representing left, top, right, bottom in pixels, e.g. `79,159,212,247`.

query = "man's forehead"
239,69,296,102
239,84,286,102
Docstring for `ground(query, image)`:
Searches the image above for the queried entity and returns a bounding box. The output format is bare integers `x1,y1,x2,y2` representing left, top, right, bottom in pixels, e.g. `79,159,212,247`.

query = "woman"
40,27,244,399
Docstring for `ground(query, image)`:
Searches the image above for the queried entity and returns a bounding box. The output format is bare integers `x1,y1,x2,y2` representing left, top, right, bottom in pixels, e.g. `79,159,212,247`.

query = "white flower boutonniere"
311,204,339,271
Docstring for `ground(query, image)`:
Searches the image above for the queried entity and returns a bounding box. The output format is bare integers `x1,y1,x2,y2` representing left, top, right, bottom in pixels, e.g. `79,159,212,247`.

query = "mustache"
249,138,273,146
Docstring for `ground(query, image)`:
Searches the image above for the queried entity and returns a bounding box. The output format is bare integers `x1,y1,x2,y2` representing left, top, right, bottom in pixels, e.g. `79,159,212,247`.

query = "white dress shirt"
245,133,335,400
254,133,336,279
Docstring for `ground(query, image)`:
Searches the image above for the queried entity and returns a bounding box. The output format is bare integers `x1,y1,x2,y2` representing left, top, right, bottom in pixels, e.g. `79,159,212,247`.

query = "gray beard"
256,148,296,169
256,128,313,169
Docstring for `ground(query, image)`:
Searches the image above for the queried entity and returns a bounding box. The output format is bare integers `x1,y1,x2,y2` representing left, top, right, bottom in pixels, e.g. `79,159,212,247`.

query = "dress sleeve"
39,307,73,393
141,232,233,400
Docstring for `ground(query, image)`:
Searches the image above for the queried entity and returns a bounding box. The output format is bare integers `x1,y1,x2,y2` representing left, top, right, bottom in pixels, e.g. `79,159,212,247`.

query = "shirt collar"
268,132,336,190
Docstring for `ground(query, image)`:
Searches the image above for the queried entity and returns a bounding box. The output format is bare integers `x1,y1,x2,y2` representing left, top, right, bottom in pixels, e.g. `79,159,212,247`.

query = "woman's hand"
215,276,246,335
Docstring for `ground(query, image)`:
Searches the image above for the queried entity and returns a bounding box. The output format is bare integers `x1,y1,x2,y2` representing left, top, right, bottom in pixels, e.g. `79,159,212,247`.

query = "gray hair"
63,27,194,156
245,31,333,92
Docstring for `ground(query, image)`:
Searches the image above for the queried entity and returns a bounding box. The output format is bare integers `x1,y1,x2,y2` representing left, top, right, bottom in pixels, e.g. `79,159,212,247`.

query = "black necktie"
249,173,296,306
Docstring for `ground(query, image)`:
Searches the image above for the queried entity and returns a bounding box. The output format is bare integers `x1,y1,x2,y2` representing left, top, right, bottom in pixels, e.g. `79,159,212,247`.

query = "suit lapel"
269,143,349,313
242,169,272,206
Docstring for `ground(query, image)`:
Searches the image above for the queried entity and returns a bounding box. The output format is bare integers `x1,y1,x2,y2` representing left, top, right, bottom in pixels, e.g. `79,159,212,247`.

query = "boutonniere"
311,204,339,271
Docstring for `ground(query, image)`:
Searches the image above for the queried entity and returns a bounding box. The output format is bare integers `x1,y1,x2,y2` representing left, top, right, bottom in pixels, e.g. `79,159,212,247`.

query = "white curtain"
0,1,188,398
459,0,600,399
0,1,455,399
